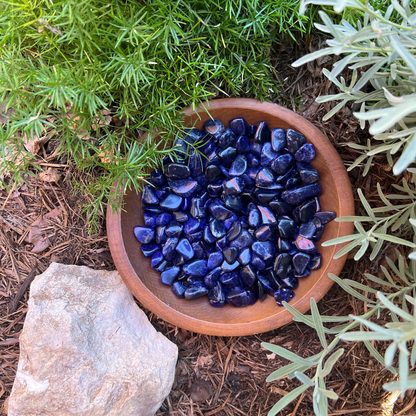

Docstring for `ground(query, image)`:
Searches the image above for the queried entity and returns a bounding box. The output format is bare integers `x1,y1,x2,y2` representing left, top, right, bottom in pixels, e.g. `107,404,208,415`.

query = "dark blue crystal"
220,271,241,287
226,287,251,307
269,198,293,215
295,269,311,278
204,267,222,289
204,119,225,136
218,128,237,149
257,274,276,296
247,124,257,138
155,226,167,244
235,135,250,153
315,211,336,224
206,150,222,166
181,197,192,211
168,178,198,198
255,168,275,188
184,217,204,234
229,154,247,177
207,252,223,270
143,206,165,215
252,241,275,262
161,266,180,286
190,198,205,219
247,153,260,168
208,283,226,307
249,141,263,158
309,253,322,270
293,198,319,223
148,169,165,187
250,254,266,271
274,288,295,306
230,117,248,136
293,252,311,274
273,253,292,278
278,238,294,252
258,206,277,226
151,251,164,267
226,221,242,241
165,163,190,179
209,219,226,238
221,260,239,272
165,221,183,238
223,247,239,264
281,183,322,205
175,238,195,260
223,177,245,195
184,284,209,300
254,121,270,143
261,143,279,166
246,166,261,182
162,237,179,261
297,162,319,184
141,243,160,258
184,128,207,144
183,260,208,277
271,128,287,152
142,185,159,205
143,212,157,228
299,221,317,238
240,264,256,287
160,193,183,211
134,226,155,244
205,165,222,183
278,219,299,240
237,248,252,266
271,153,294,175
255,225,273,241
254,280,267,301
172,281,187,298
294,235,317,254
295,143,315,162
172,211,188,223
286,129,307,154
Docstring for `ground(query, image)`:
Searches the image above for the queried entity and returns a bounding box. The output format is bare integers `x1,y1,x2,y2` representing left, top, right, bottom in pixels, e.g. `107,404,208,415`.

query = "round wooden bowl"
107,98,354,336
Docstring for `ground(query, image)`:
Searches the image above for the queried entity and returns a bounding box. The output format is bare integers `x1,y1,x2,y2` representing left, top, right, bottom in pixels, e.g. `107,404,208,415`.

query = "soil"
0,37,415,416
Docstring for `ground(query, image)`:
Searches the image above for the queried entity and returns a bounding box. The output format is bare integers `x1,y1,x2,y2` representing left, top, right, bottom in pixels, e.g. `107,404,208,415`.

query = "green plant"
264,1,416,415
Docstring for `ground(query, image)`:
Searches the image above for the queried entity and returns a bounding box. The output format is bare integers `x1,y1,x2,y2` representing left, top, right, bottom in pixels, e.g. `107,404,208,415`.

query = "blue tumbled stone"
226,287,251,307
184,217,204,234
154,260,168,274
237,248,252,266
205,165,222,183
246,166,261,182
271,128,287,152
204,267,222,289
220,271,241,287
295,143,315,162
144,206,165,215
207,252,223,270
161,266,180,286
309,253,322,270
210,219,226,238
240,264,256,287
218,147,237,168
249,141,263,158
172,281,188,298
184,128,207,144
165,220,183,238
278,218,299,239
143,212,157,228
162,237,179,261
151,251,164,267
254,280,267,301
280,275,299,290
223,247,239,264
223,213,237,230
293,198,320,223
168,178,198,198
258,206,277,226
221,260,240,273
190,198,205,219
216,236,228,252
204,225,217,244
315,211,336,224
165,163,190,179
269,198,293,215
250,254,266,271
218,128,237,148
281,183,322,205
226,221,242,242
184,284,209,300
134,226,155,244
278,238,295,253
260,143,279,166
207,182,223,197
286,129,307,154
254,121,270,143
208,200,234,220
156,213,172,227
274,288,295,306
296,162,319,184
219,165,230,179
208,283,226,307
223,177,245,195
225,195,243,213
247,124,257,138
235,135,250,153
173,211,188,223
294,235,317,254
183,260,208,277
257,274,276,296
172,252,186,266
293,252,311,274
252,241,275,262
271,153,294,175
295,268,311,278
204,119,225,136
155,226,167,244
255,168,275,188
142,185,159,205
181,197,192,211
273,253,292,278
247,153,260,168
206,150,222,166
188,231,204,244
299,221,317,238
148,169,165,187
229,154,247,177
160,193,183,211
248,203,261,228
141,243,161,258
192,242,205,259
255,225,273,241
176,238,195,260
230,117,248,136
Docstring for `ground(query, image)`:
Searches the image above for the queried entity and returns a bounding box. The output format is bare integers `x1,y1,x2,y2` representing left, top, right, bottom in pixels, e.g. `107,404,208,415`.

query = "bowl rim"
106,98,355,336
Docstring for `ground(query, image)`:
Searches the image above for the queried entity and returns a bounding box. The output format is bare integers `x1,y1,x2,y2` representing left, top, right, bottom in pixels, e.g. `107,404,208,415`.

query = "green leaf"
267,384,309,416
357,189,376,222
364,340,398,374
292,47,334,68
295,371,315,386
317,388,338,400
321,234,359,246
329,274,373,303
266,362,306,382
377,292,414,322
340,332,394,341
384,343,397,367
390,36,416,77
311,298,328,350
261,343,318,366
319,349,344,379
371,233,416,248
393,133,416,175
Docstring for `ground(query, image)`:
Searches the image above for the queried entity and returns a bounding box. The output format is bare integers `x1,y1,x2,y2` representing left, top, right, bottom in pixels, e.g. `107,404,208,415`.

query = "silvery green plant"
264,2,416,415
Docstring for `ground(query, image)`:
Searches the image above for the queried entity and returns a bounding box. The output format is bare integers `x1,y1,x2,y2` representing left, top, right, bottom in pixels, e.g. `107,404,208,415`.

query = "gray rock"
8,263,178,416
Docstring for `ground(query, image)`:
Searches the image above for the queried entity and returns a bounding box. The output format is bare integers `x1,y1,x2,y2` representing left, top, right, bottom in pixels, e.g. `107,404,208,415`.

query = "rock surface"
8,263,178,416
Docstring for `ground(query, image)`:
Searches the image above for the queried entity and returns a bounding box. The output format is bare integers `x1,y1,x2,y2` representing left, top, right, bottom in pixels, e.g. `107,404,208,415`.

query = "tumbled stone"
247,124,257,138
218,128,237,148
281,183,322,205
258,206,277,226
248,203,261,227
190,198,205,219
254,121,270,143
235,135,250,153
280,275,299,289
155,213,171,227
286,129,307,154
256,168,275,188
293,252,311,274
148,168,166,187
269,198,293,215
221,260,239,273
255,225,273,241
188,231,204,244
134,226,155,244
207,182,223,197
226,287,251,307
176,238,195,260
172,281,187,298
295,143,315,162
204,119,225,136
205,165,222,183
203,226,217,244
223,213,237,230
254,279,267,301
162,238,179,261
151,251,164,268
210,219,226,238
185,284,209,300
255,189,281,204
142,185,159,205
252,241,275,262
141,243,160,258
230,117,248,136
274,288,295,306
154,260,168,274
168,178,198,198
271,128,286,152
207,252,223,270
299,221,317,239
220,271,241,287
183,260,208,277
278,219,298,240
208,283,226,307
293,198,319,223
309,253,322,270
294,235,317,254
173,211,188,222
192,242,205,259
160,193,183,211
161,266,180,286
216,236,227,252
240,264,256,287
271,153,293,175
257,274,276,296
165,221,183,238
260,143,278,166
277,238,294,253
237,248,252,266
204,267,222,289
224,195,243,212
315,211,336,224
208,199,234,220
273,253,292,278
250,254,266,271
247,153,260,168
184,217,204,234
166,163,191,179
249,141,263,158
229,154,247,177
223,177,245,195
172,253,186,266
223,247,239,264
143,212,157,228
297,162,319,184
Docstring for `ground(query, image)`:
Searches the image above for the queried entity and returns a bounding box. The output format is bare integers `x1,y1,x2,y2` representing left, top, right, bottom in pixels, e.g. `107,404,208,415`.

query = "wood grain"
107,98,355,336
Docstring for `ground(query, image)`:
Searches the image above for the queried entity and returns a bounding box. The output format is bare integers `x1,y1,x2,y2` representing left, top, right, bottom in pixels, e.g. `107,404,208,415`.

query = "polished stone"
184,217,204,234
252,241,275,262
226,221,242,241
247,124,257,138
191,242,205,259
274,288,295,306
173,211,188,223
165,163,190,179
271,128,287,152
226,287,251,307
208,199,234,220
184,284,209,300
172,281,187,298
249,141,263,158
271,153,293,175
207,182,223,197
315,211,336,224
224,195,243,212
141,243,161,258
297,162,319,184
230,117,248,136
261,143,279,166
255,189,281,204
294,235,317,254
148,168,165,187
188,231,204,244
258,206,277,226
190,198,205,219
159,193,183,211
164,221,182,238
204,119,225,136
221,260,239,273
312,227,325,241
223,247,239,264
235,135,250,153
183,260,208,277
143,212,157,228
255,225,273,241
229,154,247,177
168,178,198,198
210,219,226,238
255,168,275,188
277,238,294,252
172,252,186,266
250,254,266,271
154,259,168,274
246,166,261,182
218,165,230,179
309,253,322,270
161,266,180,286
257,274,276,295
181,197,192,211
281,183,322,205
254,279,267,301
155,226,167,244
247,153,260,168
223,213,237,230
299,221,317,238
204,267,222,289
155,213,171,227
184,128,206,144
204,225,217,244
292,198,319,223
240,264,256,287
278,218,299,240
237,247,252,266
286,129,307,154
134,226,155,244
295,268,311,278
293,252,311,274
207,252,223,270
208,283,226,307
218,128,237,149
142,185,159,205
223,177,245,195
280,275,299,289
248,203,261,228
216,236,227,252
175,238,195,260
205,165,222,183
143,206,165,215
269,198,293,215
220,271,241,287
151,251,164,267
295,143,315,162
254,121,270,143
273,253,292,278
162,238,179,261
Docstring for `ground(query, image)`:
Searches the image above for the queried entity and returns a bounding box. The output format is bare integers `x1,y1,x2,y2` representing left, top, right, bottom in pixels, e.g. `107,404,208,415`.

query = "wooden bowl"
107,98,354,336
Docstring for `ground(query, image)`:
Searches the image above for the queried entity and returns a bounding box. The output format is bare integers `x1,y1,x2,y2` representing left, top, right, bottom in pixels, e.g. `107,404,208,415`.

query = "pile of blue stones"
134,117,336,308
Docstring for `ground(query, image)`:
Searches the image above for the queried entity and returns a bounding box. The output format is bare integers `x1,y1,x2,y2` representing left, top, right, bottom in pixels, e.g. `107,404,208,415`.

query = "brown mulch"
1,36,415,416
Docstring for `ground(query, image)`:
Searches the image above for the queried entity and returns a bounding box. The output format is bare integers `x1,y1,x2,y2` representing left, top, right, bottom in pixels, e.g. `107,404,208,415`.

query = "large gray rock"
8,263,178,416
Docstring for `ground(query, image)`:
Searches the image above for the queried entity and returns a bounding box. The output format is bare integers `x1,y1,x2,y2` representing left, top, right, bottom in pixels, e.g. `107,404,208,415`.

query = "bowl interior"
110,99,354,335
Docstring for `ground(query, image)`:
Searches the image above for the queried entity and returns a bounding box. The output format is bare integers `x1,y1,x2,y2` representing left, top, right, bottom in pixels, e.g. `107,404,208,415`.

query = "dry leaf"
36,18,63,36
28,207,62,253
266,353,276,360
270,386,288,396
65,111,90,140
92,109,112,132
189,380,213,402
195,354,214,369
39,167,61,182
24,132,53,154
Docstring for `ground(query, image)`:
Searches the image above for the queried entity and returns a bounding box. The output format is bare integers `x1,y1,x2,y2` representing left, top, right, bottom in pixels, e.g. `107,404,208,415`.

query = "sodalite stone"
229,154,247,177
204,119,225,136
271,128,286,152
274,288,295,306
136,123,335,308
134,226,155,244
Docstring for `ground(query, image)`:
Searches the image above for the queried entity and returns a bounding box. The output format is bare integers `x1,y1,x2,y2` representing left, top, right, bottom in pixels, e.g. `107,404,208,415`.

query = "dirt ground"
1,38,415,416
